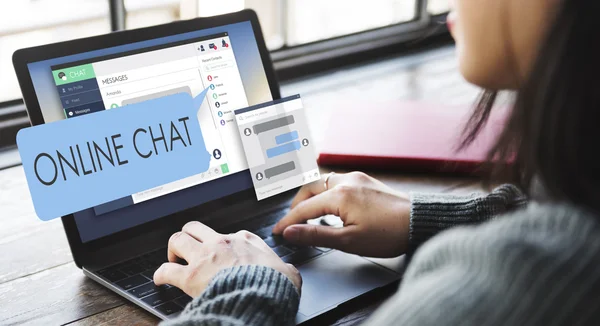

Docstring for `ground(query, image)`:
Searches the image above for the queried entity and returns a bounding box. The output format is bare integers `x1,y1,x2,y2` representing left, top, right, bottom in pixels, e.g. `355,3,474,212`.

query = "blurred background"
0,0,454,166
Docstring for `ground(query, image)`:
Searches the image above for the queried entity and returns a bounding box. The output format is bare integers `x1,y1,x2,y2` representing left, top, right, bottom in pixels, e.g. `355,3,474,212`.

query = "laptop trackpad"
297,250,399,318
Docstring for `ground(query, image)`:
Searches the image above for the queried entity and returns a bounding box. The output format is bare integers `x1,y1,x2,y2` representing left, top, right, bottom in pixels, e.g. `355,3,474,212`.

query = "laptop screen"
26,21,272,243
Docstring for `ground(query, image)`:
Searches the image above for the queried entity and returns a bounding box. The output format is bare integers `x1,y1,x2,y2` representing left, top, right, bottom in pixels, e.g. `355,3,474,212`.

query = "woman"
154,0,600,324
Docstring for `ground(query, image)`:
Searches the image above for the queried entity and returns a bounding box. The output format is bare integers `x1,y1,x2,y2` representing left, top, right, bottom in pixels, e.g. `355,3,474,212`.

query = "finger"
290,184,321,209
182,221,220,243
290,172,342,208
282,224,352,250
273,191,341,234
153,262,187,288
167,231,203,263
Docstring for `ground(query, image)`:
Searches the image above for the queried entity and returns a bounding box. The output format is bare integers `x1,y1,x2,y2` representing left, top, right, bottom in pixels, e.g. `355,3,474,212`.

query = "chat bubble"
17,87,211,221
252,115,295,135
264,161,296,179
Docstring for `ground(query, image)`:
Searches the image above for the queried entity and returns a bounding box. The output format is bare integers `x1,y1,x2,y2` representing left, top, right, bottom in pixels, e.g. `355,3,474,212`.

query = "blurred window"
0,0,449,149
0,0,110,103
1,0,449,103
428,0,450,15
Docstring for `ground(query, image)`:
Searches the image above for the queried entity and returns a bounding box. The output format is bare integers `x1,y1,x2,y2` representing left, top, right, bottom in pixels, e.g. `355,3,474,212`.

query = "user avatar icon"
220,119,226,126
222,39,229,48
302,138,309,146
58,71,67,81
256,172,263,181
215,101,220,108
207,75,213,81
209,84,215,90
218,111,223,117
213,149,221,159
200,45,205,51
244,128,252,136
212,93,218,99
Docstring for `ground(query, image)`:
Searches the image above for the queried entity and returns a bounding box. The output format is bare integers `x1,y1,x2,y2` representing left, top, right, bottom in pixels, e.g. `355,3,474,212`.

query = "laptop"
13,10,403,324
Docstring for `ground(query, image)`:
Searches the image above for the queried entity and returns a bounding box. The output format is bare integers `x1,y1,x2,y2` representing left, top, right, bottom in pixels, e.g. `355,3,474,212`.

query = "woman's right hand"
272,172,411,258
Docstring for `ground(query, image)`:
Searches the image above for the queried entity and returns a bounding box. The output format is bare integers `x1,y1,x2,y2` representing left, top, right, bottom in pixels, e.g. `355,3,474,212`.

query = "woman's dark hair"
461,0,600,211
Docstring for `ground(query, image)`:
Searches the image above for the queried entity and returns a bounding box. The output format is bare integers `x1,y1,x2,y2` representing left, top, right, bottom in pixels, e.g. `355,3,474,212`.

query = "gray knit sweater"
164,184,600,325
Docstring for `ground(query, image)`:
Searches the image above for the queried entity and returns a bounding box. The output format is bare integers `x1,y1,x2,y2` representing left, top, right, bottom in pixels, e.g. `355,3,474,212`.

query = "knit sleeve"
408,184,527,253
162,265,299,326
364,204,600,326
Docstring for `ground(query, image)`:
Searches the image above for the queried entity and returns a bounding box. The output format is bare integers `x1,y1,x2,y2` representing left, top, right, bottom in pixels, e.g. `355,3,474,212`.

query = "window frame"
0,0,449,154
271,0,430,69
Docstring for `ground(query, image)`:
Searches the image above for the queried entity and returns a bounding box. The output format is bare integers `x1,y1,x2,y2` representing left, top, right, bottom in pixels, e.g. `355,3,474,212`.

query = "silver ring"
324,172,335,191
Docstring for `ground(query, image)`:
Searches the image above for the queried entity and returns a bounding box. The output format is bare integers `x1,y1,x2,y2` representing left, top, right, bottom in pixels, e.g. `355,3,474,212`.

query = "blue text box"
266,140,301,158
275,130,299,145
17,88,211,221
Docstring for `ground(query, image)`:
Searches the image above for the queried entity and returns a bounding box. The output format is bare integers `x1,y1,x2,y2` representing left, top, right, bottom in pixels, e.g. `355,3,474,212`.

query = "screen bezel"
12,9,282,267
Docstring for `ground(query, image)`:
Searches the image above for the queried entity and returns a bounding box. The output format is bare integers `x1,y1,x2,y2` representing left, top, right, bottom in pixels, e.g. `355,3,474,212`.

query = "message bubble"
252,115,295,135
265,161,296,179
274,130,299,145
266,140,301,159
17,87,210,221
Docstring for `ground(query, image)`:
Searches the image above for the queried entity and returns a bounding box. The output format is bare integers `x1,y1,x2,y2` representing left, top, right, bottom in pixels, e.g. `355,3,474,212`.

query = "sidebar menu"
51,63,105,119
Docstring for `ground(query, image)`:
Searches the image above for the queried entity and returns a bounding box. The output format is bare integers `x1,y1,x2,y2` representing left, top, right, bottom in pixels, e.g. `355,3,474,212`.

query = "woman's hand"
272,172,411,258
154,221,302,297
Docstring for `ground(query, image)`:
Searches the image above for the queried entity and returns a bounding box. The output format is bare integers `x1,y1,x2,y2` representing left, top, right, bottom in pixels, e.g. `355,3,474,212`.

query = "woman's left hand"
153,221,302,297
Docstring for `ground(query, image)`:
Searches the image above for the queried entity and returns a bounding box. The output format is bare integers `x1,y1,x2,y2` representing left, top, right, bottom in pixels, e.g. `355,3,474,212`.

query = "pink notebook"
317,100,509,175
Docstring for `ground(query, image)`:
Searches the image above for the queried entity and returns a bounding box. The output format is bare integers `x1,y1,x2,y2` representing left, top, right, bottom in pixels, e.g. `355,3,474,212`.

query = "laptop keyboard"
98,248,191,316
96,213,331,317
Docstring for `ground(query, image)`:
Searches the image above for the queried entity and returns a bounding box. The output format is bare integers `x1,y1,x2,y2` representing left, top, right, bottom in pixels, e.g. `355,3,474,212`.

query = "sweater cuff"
177,265,299,324
409,184,526,253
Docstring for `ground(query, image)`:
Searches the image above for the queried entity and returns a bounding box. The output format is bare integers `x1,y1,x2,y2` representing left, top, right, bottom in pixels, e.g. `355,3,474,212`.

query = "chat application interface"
50,33,250,209
235,95,320,200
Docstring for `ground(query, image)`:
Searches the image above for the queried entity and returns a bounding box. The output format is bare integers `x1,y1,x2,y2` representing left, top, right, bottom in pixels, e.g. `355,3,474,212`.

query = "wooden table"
0,45,485,325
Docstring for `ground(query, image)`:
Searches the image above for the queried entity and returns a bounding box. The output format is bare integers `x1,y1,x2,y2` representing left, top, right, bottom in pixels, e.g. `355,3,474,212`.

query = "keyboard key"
257,210,288,228
282,248,322,265
264,237,276,247
120,262,145,276
171,287,184,296
142,269,156,280
155,301,183,316
284,244,304,252
272,246,293,257
175,295,193,307
116,275,150,290
151,247,168,256
316,247,333,253
264,236,285,248
137,260,157,271
142,287,184,307
146,249,167,265
128,282,166,298
98,268,127,282
252,226,273,239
